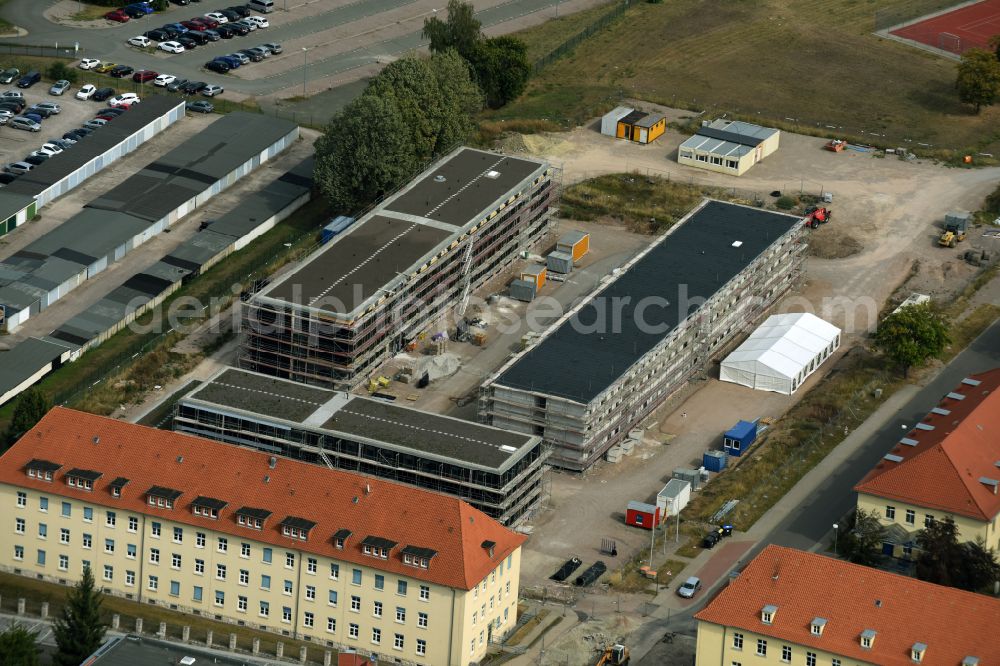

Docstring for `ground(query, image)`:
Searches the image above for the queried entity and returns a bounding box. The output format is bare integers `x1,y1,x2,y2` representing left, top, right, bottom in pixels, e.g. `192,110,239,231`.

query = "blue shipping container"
703,449,728,472
723,420,757,457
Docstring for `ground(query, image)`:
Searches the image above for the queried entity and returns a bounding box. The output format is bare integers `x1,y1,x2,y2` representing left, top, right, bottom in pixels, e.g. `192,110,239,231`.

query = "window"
195,559,204,575
304,611,314,628
148,575,158,591
285,552,294,568
307,557,317,574
104,538,114,554
806,653,816,666
375,574,385,590
61,501,71,517
261,574,271,590
217,537,228,553
281,606,291,623
196,532,206,548
330,563,339,580
419,585,429,601
127,544,136,559
13,545,23,561
171,553,181,569
169,580,180,597
832,660,841,666
105,511,115,527
756,639,767,657
885,505,896,519
327,617,336,633
349,623,359,639
125,570,135,586
237,595,247,612
397,580,407,596
241,542,250,558
328,590,338,606
82,533,92,549
239,569,249,585
149,548,160,564
905,509,915,525
262,548,272,564
283,579,293,595
418,611,428,628
59,528,70,544
470,639,475,655
151,522,161,538
15,518,24,534
306,585,316,601
372,628,381,645
39,497,48,512
255,600,266,617
732,632,744,649
194,586,203,602
396,607,406,623
59,554,69,571
173,527,183,543
352,569,361,585
416,639,426,656
472,611,477,626
351,595,360,612
862,635,873,648
37,523,47,539
373,601,383,617
83,507,92,522
924,514,934,527
781,646,791,662
394,633,404,650
16,491,26,507
215,590,225,607
128,517,138,532
216,564,227,580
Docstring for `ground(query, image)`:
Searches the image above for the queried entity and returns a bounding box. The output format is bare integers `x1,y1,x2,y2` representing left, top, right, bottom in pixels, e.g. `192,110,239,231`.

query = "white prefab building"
678,119,780,176
601,106,634,136
720,312,841,395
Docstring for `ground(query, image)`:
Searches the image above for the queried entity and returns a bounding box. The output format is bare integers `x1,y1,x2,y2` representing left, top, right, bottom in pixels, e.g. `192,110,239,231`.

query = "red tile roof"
695,545,1000,664
337,652,374,666
854,368,1000,521
0,408,525,591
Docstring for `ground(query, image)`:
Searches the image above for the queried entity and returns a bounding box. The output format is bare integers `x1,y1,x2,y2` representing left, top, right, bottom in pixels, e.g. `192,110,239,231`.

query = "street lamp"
301,47,309,97
833,523,839,556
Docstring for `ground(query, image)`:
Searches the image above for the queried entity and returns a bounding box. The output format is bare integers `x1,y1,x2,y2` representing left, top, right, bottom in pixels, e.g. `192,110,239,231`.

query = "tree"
839,509,883,566
428,49,484,151
53,565,107,666
313,94,419,213
366,57,447,161
3,388,51,450
959,539,1000,592
956,48,1000,113
471,36,531,108
46,62,78,85
874,302,949,377
423,0,481,59
991,34,1000,61
916,516,963,587
0,623,40,666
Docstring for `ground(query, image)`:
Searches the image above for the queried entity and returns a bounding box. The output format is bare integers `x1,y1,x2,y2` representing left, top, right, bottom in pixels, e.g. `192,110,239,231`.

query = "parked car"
24,154,49,166
4,162,34,174
109,93,141,107
76,84,97,100
159,24,182,38
196,16,219,29
145,28,170,41
239,48,263,62
166,78,189,92
165,22,189,34
159,40,186,54
0,67,19,83
35,143,64,157
98,107,127,117
22,112,43,124
16,71,41,88
128,2,155,14
181,80,207,94
186,100,214,113
260,42,282,54
171,0,191,5
31,102,61,115
214,55,240,68
25,106,53,119
218,8,242,21
226,21,249,35
177,36,199,50
0,101,25,114
128,35,152,47
109,65,135,78
0,173,18,184
49,138,75,149
205,59,231,74
227,52,249,65
94,62,118,73
132,70,158,83
214,24,236,38
65,128,92,140
49,79,71,95
83,118,108,130
78,59,100,71
92,87,116,101
676,576,702,599
181,20,207,31
0,90,24,101
0,109,13,123
202,83,223,97
122,6,147,19
183,30,209,45
105,9,130,22
233,19,257,32
228,5,251,18
205,11,229,22
245,15,268,28
153,73,176,87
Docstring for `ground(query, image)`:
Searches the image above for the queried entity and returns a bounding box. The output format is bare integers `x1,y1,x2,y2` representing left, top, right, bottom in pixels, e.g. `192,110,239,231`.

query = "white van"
247,0,274,12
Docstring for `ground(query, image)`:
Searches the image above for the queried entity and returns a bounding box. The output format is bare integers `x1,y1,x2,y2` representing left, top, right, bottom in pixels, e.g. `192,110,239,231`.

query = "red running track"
890,0,1000,54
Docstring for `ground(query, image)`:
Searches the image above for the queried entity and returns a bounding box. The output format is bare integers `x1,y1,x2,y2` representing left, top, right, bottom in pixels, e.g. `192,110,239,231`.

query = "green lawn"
498,0,1000,156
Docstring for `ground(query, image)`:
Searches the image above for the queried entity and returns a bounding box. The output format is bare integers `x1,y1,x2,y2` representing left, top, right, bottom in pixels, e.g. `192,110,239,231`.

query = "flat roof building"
175,368,546,525
679,119,780,176
481,200,806,470
83,635,263,666
240,147,555,390
0,408,524,666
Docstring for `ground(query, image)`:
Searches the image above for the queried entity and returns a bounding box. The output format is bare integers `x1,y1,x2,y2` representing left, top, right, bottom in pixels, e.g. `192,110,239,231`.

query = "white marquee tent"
720,312,841,395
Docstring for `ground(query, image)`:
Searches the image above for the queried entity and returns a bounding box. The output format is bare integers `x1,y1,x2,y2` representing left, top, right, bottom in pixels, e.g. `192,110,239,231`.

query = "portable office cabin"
601,106,634,137
556,231,590,262
509,278,537,302
703,449,728,472
723,420,757,457
546,250,573,274
520,266,546,290
616,110,666,144
656,479,691,517
625,500,661,529
678,119,780,176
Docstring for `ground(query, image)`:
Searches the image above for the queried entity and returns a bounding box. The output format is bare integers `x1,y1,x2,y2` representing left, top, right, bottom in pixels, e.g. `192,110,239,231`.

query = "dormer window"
361,536,397,559
279,516,316,541
65,469,102,491
109,477,129,498
912,643,927,662
25,459,61,482
191,496,227,520
761,605,778,625
333,529,352,549
235,507,271,530
481,540,496,558
401,546,437,569
861,629,877,648
146,486,182,510
810,618,827,636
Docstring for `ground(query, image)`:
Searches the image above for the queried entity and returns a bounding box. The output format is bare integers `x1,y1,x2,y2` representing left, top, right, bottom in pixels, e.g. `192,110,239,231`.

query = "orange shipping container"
557,231,590,262
520,267,547,290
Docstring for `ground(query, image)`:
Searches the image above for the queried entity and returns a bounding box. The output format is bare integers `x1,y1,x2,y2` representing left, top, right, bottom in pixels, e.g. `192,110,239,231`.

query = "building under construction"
239,147,554,390
174,368,547,525
479,200,807,471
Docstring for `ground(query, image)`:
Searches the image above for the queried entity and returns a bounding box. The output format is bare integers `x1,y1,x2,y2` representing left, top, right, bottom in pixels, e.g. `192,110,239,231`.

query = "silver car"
5,161,34,175
49,79,71,95
32,102,61,115
9,116,41,132
677,576,702,599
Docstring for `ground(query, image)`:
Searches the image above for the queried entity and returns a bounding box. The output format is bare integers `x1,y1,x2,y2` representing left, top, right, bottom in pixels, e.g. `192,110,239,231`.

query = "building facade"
0,408,524,666
695,545,1000,666
854,368,1000,556
480,200,806,471
240,147,555,391
678,119,780,176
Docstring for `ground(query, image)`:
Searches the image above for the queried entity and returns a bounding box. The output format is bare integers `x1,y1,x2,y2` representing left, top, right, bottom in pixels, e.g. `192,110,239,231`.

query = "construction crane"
455,233,477,318
595,644,630,666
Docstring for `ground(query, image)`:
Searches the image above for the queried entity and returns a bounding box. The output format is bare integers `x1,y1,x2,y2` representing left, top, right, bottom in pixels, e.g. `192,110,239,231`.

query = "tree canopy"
874,302,949,377
956,48,1000,113
839,509,883,566
0,623,40,666
471,36,532,108
916,517,1000,591
422,0,482,59
53,565,107,666
3,387,51,451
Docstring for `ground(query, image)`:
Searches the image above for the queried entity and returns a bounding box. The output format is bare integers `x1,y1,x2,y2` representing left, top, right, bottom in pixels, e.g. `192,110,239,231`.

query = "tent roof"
722,313,840,381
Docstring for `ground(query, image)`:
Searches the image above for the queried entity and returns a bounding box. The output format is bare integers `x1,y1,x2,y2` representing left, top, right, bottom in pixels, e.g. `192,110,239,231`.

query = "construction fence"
532,0,630,73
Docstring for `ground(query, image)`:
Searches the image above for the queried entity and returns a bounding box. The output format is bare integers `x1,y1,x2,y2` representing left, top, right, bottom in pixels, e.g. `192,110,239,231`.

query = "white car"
204,11,228,23
128,36,151,48
76,84,97,100
109,93,141,108
35,143,64,157
246,15,269,28
78,58,101,70
153,73,176,87
159,41,185,54
0,110,12,124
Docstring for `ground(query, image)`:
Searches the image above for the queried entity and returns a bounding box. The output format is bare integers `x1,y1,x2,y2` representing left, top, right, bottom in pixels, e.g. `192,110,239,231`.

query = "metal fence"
532,0,630,73
0,43,81,58
873,0,968,31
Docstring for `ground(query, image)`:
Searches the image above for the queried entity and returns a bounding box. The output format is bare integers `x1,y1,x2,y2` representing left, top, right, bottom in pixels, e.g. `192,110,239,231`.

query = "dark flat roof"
495,201,802,403
619,110,647,125
181,368,539,471
696,125,765,148
84,635,255,666
264,215,451,314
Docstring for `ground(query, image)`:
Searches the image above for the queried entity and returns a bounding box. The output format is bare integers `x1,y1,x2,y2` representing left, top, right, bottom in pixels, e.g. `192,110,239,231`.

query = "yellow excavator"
596,644,630,666
939,215,968,248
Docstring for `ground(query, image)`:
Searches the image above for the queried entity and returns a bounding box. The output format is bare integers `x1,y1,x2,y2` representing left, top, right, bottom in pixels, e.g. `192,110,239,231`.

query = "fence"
0,43,81,58
873,0,971,31
532,0,630,73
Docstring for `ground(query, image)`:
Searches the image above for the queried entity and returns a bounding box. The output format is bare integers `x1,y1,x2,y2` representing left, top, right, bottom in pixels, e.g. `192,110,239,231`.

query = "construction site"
239,147,556,391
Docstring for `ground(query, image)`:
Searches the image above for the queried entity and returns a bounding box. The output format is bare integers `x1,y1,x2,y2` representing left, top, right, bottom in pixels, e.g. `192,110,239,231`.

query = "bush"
46,62,78,84
985,182,1000,214
775,195,796,210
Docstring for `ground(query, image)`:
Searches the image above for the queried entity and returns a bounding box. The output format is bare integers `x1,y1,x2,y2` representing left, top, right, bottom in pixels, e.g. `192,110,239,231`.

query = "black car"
219,8,241,20
160,24,182,38
227,5,251,17
184,30,209,45
239,48,264,62
24,154,49,166
66,127,93,140
0,101,25,114
170,0,190,4
123,5,146,18
205,59,231,74
177,35,198,50
226,21,249,35
0,172,17,185
109,65,135,78
26,106,55,119
166,77,189,92
214,24,236,38
92,87,116,101
98,107,127,117
145,28,170,41
181,80,207,94
203,29,221,41
16,71,41,88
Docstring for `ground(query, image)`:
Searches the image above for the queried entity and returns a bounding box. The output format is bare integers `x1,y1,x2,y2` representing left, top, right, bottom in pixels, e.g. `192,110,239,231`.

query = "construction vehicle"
595,644,630,666
367,376,391,393
824,139,846,152
939,214,968,247
803,206,831,229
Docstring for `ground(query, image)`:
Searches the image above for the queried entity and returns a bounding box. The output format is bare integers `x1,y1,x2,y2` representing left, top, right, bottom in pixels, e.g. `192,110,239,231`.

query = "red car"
181,20,207,31
194,16,219,29
104,9,130,23
132,70,158,83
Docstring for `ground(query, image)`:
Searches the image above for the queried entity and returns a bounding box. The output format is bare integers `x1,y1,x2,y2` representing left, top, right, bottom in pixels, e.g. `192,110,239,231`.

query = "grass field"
498,0,1000,156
